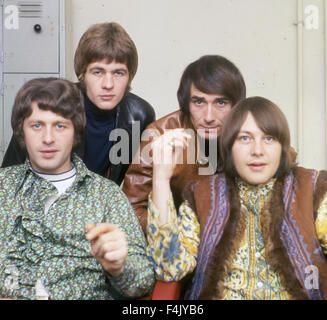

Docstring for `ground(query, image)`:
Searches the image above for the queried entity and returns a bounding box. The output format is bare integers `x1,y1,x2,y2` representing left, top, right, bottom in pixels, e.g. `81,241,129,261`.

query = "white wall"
66,0,327,170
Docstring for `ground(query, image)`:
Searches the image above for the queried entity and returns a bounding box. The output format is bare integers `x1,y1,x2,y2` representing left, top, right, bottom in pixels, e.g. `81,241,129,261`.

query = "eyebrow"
191,95,205,100
89,66,105,71
89,66,128,72
26,119,71,125
191,95,229,101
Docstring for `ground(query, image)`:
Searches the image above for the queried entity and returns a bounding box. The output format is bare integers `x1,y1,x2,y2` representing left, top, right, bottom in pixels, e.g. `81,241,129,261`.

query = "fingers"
152,129,192,152
85,223,96,234
91,229,126,258
86,223,117,242
152,129,192,165
86,223,128,277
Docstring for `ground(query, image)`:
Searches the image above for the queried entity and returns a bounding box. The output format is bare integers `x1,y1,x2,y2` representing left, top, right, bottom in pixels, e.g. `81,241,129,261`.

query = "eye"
56,123,66,130
192,98,204,106
239,135,250,142
115,70,126,76
32,123,41,129
216,98,231,108
216,99,226,106
92,69,102,76
265,136,275,142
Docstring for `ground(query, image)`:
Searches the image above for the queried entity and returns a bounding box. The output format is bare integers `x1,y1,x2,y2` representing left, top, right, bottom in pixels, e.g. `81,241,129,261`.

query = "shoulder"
85,170,121,191
292,166,323,189
83,171,131,203
182,174,222,209
146,110,184,131
122,92,155,116
117,93,156,129
0,164,24,176
293,166,319,178
195,173,223,190
0,165,25,189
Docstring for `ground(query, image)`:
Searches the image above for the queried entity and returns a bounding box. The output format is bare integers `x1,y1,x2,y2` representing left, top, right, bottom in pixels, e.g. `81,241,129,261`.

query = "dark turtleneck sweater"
83,94,117,177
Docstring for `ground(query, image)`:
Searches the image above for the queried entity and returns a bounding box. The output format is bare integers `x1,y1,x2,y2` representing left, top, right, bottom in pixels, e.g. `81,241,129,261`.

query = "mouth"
248,163,267,171
99,95,115,101
40,150,58,159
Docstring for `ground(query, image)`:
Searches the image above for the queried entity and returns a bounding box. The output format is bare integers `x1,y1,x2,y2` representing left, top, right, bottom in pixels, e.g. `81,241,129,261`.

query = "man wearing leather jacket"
2,22,155,186
123,55,246,231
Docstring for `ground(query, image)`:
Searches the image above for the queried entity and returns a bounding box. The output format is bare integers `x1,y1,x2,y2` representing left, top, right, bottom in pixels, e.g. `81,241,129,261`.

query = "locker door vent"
18,1,43,18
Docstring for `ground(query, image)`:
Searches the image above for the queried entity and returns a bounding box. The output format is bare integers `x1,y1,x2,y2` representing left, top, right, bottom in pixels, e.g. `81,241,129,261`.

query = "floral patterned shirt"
147,179,327,299
0,155,155,300
146,192,200,282
221,179,291,300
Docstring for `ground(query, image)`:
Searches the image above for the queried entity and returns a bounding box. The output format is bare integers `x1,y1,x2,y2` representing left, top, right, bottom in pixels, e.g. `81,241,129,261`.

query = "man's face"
231,112,282,185
84,59,130,110
23,102,75,174
189,83,232,140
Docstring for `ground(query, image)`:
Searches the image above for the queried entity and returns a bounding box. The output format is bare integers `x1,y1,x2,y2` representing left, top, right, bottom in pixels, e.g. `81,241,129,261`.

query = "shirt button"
257,282,263,288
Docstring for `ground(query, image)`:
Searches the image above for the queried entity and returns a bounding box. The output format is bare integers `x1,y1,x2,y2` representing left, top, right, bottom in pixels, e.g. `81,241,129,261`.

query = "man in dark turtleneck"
2,22,155,186
83,94,116,177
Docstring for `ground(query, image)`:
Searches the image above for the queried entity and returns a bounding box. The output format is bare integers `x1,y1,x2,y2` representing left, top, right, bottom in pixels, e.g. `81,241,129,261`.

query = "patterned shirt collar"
237,178,276,197
237,177,276,215
14,153,92,195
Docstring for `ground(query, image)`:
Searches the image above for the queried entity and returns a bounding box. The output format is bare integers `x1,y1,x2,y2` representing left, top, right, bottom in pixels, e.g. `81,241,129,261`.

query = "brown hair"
11,77,85,151
74,22,138,92
177,55,246,122
219,96,295,179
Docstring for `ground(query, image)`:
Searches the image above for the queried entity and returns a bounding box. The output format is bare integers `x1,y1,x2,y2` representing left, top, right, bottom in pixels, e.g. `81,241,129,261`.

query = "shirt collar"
237,177,276,214
15,153,92,195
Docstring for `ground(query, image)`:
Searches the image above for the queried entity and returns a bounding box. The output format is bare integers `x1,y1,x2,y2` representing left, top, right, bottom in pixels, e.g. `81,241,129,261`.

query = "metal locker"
0,0,66,162
4,0,60,73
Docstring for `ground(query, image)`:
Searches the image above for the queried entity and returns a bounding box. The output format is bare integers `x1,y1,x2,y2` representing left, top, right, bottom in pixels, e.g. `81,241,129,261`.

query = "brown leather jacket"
122,110,215,232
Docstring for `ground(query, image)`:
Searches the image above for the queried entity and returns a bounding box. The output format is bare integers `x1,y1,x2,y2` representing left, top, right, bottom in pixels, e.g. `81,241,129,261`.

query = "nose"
204,105,215,124
102,73,114,89
251,139,264,156
42,127,55,145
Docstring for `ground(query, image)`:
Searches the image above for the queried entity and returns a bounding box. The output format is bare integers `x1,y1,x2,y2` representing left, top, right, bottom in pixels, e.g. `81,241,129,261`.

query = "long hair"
219,96,295,179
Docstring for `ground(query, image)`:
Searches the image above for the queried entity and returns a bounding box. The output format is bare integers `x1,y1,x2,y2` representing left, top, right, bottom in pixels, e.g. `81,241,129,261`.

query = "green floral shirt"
0,155,154,300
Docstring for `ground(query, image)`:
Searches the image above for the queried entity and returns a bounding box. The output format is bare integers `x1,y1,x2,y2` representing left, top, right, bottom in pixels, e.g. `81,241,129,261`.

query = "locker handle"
34,24,42,33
